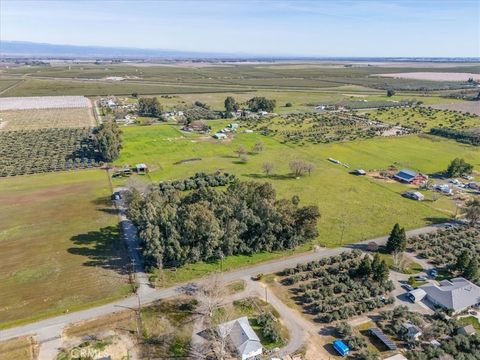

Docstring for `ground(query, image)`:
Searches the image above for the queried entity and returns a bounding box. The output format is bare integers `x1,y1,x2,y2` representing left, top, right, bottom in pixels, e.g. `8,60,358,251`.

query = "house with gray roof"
218,316,263,360
421,277,480,314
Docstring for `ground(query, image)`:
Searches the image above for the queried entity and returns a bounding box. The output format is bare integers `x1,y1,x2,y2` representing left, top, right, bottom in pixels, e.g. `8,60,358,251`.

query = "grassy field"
0,170,131,328
0,107,95,131
113,122,479,285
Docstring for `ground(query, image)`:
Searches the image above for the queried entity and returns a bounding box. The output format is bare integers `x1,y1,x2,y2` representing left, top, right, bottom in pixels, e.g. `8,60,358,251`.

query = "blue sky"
1,0,479,57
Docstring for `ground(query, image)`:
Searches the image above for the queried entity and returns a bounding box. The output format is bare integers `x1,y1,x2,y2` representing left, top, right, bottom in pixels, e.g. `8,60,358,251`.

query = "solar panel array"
369,327,397,350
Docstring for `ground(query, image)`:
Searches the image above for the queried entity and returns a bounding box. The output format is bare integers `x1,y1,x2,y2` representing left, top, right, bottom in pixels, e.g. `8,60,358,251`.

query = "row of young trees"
126,181,320,269
430,127,480,146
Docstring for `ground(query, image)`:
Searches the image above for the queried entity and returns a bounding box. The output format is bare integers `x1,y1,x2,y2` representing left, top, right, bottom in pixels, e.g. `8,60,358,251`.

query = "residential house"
394,169,428,185
402,322,422,340
421,278,480,314
218,317,263,360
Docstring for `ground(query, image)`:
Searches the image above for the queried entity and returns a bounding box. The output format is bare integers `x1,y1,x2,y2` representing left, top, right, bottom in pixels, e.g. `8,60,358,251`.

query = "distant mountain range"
0,41,243,59
1,41,479,62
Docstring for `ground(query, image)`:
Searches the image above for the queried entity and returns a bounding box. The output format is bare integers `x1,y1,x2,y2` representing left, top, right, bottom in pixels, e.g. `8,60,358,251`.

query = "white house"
218,317,263,360
421,278,480,314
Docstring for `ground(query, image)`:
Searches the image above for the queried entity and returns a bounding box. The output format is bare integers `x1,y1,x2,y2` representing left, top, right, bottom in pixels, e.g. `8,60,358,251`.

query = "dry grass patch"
0,336,37,360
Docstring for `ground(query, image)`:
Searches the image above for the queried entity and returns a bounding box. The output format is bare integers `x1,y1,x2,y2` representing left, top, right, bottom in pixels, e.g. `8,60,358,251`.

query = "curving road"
0,223,446,359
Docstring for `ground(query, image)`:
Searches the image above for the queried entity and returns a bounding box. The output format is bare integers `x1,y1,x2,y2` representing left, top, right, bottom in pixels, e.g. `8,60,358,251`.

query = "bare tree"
262,162,275,176
392,251,406,272
289,160,306,177
289,159,316,177
239,154,249,163
197,274,227,318
235,146,247,158
464,198,480,225
252,141,265,153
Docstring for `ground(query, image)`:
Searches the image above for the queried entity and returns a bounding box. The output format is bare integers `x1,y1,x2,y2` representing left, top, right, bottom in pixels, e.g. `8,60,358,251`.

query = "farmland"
0,95,99,176
0,108,95,130
367,106,479,131
0,170,131,328
115,122,480,252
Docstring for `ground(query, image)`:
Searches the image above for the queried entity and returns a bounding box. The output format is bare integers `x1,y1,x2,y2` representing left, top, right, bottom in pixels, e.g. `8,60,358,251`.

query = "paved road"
0,223,445,356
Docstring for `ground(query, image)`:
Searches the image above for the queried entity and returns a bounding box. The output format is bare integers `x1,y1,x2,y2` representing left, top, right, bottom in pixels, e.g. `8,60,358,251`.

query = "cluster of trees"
356,254,390,283
335,321,369,353
256,313,282,343
455,249,479,280
279,251,394,323
409,226,479,282
386,223,407,254
446,157,474,177
127,181,320,269
247,96,276,112
138,97,163,117
158,172,237,192
183,105,219,123
289,160,316,177
0,127,100,177
224,96,239,115
94,120,122,162
430,127,480,146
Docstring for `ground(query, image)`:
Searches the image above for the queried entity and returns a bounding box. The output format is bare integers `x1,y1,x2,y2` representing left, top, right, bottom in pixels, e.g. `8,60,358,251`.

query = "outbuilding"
408,288,427,303
333,340,350,357
213,133,228,140
403,190,425,201
134,163,148,174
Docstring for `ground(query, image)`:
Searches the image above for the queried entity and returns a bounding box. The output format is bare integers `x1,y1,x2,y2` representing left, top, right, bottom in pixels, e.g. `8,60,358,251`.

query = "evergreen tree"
455,250,470,272
357,255,372,278
224,96,239,113
386,223,407,254
372,253,389,283
94,120,122,162
463,257,478,280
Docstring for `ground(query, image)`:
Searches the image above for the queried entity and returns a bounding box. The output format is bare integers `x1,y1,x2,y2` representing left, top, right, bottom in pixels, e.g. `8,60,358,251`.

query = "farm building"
403,190,425,201
421,278,480,314
213,133,227,140
369,327,397,350
402,322,422,340
218,317,262,360
353,169,366,175
408,288,427,303
134,164,148,173
332,340,350,357
394,169,428,185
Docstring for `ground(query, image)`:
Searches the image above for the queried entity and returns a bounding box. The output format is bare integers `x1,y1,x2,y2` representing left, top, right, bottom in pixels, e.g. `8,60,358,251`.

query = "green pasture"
0,170,131,328
115,123,479,258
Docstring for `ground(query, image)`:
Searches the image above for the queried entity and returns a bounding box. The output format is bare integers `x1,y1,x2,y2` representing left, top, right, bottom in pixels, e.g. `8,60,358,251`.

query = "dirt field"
428,101,480,115
374,72,480,81
0,170,131,328
0,107,96,131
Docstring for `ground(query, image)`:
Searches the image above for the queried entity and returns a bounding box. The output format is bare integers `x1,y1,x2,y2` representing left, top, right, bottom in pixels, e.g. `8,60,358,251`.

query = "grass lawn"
458,316,480,331
114,123,479,285
0,170,131,328
376,252,423,274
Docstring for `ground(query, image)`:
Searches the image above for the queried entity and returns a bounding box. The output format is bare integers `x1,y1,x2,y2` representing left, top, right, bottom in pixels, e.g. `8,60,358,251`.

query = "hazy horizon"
1,0,479,58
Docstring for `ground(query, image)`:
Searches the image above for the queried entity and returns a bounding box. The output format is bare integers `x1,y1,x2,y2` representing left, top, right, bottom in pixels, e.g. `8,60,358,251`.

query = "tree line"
94,120,122,162
126,181,320,269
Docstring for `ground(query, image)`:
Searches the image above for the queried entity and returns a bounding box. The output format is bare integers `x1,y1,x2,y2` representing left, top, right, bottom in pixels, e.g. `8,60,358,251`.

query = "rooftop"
421,277,480,312
218,317,262,358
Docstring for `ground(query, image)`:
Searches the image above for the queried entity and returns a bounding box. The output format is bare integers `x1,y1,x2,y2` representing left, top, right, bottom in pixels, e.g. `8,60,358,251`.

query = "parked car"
402,284,415,292
429,269,438,278
415,275,427,281
111,191,121,200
